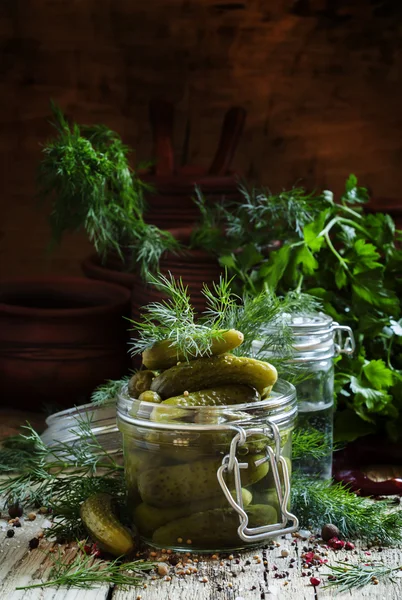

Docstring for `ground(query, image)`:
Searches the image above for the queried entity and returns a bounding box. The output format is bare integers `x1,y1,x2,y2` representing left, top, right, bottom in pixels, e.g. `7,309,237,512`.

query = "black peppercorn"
8,503,23,519
321,523,340,542
29,537,40,550
6,529,15,538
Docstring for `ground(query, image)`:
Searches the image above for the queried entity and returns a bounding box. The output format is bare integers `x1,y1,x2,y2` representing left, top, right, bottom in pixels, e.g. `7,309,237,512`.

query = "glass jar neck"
117,379,297,431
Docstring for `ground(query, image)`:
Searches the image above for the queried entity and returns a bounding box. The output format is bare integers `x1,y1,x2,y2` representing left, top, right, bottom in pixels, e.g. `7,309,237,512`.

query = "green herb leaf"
363,360,394,390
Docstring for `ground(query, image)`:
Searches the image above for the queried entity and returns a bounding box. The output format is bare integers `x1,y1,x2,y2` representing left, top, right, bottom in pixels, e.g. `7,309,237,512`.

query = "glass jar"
253,314,355,481
41,401,122,461
117,379,299,553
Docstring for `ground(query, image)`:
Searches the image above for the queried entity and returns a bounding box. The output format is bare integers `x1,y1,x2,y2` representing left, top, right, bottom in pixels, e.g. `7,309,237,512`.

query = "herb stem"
319,216,371,240
324,231,349,270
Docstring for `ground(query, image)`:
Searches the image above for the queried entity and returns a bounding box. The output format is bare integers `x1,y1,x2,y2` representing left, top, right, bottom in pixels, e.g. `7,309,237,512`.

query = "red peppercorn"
345,541,355,551
83,545,92,555
328,537,345,550
310,577,321,587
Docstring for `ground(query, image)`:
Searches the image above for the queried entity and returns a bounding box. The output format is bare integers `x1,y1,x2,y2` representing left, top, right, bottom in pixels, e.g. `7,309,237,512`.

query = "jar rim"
288,312,333,332
116,378,297,430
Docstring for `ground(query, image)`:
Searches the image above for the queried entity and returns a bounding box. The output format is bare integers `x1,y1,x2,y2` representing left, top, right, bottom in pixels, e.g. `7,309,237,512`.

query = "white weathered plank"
114,538,402,600
0,514,110,599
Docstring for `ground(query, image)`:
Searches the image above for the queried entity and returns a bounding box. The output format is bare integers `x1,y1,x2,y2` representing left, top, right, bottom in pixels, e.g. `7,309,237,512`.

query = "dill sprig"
91,376,131,406
129,273,227,360
291,476,402,544
324,561,402,592
16,545,156,590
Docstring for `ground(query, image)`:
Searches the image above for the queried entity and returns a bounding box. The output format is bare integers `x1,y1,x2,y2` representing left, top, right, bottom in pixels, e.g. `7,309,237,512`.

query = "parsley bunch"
206,175,402,442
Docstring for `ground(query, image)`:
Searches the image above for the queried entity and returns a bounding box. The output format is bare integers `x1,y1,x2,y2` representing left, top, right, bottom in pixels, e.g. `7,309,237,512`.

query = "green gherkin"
128,370,156,396
150,384,260,423
138,454,269,507
150,354,277,399
134,488,253,537
152,504,278,548
142,329,244,370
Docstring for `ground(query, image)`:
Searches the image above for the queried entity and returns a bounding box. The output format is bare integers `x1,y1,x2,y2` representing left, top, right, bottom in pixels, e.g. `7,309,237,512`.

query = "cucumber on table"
80,493,134,556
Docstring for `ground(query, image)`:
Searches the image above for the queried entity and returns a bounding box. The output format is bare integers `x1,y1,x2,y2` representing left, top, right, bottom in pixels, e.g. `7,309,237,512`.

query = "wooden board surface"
1,515,402,600
1,411,402,599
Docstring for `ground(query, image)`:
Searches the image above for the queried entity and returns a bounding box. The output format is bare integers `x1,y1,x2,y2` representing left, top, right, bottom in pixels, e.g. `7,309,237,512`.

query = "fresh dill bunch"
292,429,331,461
91,376,131,406
16,545,156,590
291,475,402,544
129,272,226,360
324,561,402,592
38,102,176,276
0,414,122,508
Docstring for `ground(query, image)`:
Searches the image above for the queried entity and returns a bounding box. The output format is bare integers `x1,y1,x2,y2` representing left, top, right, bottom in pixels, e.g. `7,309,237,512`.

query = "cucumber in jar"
152,504,278,548
138,453,268,507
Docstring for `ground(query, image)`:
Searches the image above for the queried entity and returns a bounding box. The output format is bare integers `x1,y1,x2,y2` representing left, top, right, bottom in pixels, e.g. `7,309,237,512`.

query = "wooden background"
1,0,402,278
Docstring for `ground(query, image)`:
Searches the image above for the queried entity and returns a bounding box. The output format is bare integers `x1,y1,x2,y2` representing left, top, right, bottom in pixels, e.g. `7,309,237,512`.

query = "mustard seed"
177,537,183,543
27,512,37,521
186,539,192,545
157,563,169,577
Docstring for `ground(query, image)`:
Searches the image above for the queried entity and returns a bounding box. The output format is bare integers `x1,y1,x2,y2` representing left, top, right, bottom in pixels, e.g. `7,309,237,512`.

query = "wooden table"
1,410,401,599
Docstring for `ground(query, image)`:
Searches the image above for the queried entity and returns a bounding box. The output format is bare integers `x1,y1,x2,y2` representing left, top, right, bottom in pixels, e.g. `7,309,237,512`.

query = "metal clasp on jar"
332,323,356,356
217,420,299,543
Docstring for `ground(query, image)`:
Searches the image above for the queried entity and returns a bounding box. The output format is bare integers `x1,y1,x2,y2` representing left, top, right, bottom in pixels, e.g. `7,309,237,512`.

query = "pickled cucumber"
142,329,244,370
150,354,278,399
150,385,260,423
138,391,162,404
253,456,292,492
138,454,268,507
124,447,167,505
80,493,134,556
152,504,278,547
134,488,252,537
128,371,156,396
253,489,280,514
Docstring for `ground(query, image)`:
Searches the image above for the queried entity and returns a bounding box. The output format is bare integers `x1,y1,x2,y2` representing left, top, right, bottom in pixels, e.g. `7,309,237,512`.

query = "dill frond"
324,561,402,592
291,475,402,544
91,376,131,406
16,545,156,590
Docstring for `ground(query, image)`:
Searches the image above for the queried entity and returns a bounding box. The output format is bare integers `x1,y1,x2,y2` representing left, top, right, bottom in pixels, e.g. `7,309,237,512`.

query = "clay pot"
81,254,136,290
0,277,131,410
